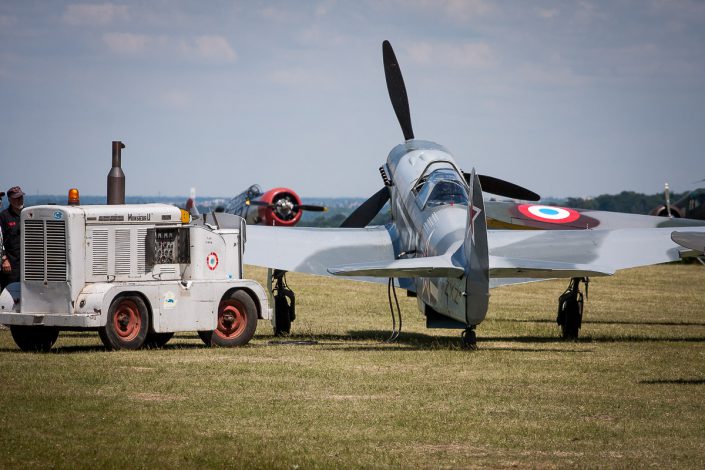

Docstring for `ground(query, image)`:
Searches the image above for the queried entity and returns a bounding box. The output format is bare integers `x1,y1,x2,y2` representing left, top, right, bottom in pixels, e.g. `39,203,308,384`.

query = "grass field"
1,263,704,469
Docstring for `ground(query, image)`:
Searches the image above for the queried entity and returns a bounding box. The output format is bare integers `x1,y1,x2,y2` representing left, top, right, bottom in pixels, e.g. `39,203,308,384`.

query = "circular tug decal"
517,204,581,224
206,252,219,271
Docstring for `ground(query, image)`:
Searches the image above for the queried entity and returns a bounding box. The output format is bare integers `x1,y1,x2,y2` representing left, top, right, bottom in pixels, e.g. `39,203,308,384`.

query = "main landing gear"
271,269,296,336
557,277,589,339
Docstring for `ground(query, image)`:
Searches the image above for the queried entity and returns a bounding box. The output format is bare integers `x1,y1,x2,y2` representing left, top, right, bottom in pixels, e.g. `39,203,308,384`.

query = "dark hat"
7,186,25,199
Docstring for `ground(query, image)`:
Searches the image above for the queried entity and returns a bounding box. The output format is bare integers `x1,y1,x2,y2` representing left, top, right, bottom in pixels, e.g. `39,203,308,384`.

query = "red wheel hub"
215,300,247,339
113,299,142,341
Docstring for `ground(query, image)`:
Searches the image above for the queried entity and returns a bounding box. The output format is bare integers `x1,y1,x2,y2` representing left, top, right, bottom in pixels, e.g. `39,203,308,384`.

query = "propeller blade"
296,204,327,212
383,40,414,141
340,187,391,228
465,173,540,201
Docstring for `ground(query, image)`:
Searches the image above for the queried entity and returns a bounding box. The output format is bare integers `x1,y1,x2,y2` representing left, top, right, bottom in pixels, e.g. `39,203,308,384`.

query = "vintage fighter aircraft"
186,185,326,226
650,183,705,220
223,184,326,227
243,41,705,346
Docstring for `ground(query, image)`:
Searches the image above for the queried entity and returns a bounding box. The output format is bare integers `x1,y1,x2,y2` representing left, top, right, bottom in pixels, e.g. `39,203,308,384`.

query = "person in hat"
1,186,24,290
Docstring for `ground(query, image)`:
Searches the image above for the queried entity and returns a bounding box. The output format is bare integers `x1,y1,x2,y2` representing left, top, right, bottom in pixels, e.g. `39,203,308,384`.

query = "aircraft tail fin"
464,169,490,325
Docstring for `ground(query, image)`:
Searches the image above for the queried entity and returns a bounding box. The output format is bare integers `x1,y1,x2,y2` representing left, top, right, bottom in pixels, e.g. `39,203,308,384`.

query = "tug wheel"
10,326,59,352
198,290,257,347
100,296,150,350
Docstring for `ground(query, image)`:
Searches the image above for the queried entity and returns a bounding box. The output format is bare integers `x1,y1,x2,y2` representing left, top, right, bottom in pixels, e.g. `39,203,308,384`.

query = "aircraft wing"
488,226,704,278
244,224,703,288
485,200,705,231
244,225,396,277
328,255,464,278
489,257,614,278
671,231,705,254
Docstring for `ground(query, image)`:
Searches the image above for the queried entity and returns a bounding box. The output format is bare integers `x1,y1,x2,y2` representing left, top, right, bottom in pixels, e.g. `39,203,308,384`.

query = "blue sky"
1,1,705,200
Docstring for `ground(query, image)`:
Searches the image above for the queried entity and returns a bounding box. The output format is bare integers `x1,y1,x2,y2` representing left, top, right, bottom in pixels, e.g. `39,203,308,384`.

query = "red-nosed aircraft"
186,185,326,227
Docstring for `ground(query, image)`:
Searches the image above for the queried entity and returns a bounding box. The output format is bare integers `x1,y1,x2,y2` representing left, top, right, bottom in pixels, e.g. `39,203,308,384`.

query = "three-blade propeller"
341,40,541,228
247,198,327,221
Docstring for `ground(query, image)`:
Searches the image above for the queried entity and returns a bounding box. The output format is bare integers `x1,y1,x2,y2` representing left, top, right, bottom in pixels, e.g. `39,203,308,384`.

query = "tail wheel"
100,296,150,350
10,326,59,352
198,290,257,347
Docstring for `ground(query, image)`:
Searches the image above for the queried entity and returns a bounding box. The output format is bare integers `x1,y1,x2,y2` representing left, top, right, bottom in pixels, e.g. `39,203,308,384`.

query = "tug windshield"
415,167,468,209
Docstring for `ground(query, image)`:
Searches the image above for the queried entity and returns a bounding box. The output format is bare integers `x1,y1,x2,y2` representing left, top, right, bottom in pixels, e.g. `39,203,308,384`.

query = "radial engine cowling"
253,188,303,226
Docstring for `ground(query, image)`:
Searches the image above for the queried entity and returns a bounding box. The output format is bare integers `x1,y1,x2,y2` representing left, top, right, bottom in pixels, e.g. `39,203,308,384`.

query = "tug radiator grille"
23,220,67,282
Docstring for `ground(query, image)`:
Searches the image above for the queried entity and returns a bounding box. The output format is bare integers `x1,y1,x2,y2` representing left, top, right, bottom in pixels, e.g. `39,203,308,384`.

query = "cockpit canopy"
414,166,469,209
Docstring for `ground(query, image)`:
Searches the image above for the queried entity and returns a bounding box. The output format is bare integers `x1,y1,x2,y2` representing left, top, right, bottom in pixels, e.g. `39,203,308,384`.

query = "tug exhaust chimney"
107,141,125,205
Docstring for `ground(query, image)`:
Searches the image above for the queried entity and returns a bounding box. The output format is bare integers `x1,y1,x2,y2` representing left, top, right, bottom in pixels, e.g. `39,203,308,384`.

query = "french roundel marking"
517,204,581,224
207,252,219,270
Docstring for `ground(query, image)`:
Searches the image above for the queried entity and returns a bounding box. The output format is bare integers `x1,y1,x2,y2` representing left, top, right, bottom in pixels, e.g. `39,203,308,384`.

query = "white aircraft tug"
0,142,270,352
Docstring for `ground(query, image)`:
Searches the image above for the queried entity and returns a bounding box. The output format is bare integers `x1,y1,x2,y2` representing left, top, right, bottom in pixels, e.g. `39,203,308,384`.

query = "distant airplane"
650,183,705,220
186,185,326,227
242,41,705,346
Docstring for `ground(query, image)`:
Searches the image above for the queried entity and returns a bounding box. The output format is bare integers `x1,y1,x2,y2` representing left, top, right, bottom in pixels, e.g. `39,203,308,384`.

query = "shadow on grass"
267,330,592,353
639,378,705,385
265,328,705,352
493,318,705,327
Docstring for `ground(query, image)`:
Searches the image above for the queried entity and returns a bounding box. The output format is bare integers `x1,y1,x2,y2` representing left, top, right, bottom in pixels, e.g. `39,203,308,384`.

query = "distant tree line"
562,190,687,215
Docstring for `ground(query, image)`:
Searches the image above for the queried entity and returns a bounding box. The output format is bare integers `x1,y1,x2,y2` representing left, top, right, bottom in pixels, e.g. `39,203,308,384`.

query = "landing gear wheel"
272,270,295,337
144,332,174,349
461,327,477,350
198,290,257,347
100,296,150,350
559,299,581,339
10,326,59,352
557,277,587,340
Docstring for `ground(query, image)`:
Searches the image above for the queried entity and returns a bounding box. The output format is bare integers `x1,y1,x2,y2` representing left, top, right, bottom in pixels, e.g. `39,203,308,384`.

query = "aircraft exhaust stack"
107,141,126,205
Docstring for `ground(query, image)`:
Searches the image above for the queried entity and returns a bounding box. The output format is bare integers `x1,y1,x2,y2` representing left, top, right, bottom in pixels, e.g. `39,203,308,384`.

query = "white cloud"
181,35,237,63
261,6,292,22
63,3,128,26
102,33,236,63
537,8,559,19
102,32,166,55
160,90,192,110
315,0,337,17
403,0,493,22
407,41,496,69
268,67,323,86
0,15,17,28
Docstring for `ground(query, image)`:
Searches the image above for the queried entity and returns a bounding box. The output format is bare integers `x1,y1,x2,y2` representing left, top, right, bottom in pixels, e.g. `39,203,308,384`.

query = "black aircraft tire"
199,291,257,347
273,294,292,336
144,332,174,349
100,296,150,350
10,325,59,352
560,299,581,340
461,328,478,350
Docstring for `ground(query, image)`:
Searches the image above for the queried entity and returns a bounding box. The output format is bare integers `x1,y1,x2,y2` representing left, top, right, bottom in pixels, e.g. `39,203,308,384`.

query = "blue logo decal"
53,211,63,220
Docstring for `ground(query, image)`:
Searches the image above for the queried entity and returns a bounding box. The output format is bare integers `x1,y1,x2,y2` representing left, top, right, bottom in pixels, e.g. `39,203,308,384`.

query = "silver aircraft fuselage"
384,139,487,326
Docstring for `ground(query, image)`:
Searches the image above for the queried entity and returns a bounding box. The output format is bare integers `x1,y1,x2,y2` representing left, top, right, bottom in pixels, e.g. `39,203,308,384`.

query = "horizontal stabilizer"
489,256,614,278
671,231,705,254
329,255,464,278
